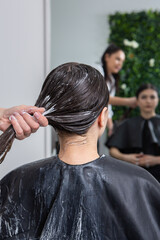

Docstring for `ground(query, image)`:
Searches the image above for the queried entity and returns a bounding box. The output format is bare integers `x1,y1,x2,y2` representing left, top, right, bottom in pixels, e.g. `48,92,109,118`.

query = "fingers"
2,105,48,140
138,153,144,158
28,107,45,114
21,111,48,129
10,113,32,140
137,156,152,167
9,110,48,140
138,161,150,167
21,112,40,133
33,112,48,127
132,153,144,165
139,160,151,167
23,107,48,127
4,105,45,121
129,97,137,109
19,107,48,127
135,158,139,165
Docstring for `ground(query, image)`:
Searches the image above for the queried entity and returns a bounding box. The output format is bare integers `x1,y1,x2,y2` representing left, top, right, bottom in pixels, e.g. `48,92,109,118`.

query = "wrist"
116,152,127,162
0,108,6,120
121,154,130,162
0,108,8,131
125,98,131,107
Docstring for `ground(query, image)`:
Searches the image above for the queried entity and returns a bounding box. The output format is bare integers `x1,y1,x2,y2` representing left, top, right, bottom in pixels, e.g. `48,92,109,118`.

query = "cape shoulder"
0,156,58,184
104,154,160,184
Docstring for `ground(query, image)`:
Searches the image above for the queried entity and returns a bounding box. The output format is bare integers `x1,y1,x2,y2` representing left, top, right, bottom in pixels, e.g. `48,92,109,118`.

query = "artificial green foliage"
108,10,160,120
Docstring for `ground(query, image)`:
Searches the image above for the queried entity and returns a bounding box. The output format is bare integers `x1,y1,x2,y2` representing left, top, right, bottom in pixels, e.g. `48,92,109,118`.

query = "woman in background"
107,83,160,182
100,43,136,135
0,64,159,239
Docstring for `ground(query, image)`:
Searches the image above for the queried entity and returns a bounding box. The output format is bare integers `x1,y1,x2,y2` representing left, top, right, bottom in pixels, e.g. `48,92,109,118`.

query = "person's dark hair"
101,43,124,92
136,83,159,98
0,62,109,163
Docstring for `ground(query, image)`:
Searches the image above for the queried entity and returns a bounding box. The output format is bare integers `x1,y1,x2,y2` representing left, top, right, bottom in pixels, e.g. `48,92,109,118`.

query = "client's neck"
58,132,99,165
140,110,156,119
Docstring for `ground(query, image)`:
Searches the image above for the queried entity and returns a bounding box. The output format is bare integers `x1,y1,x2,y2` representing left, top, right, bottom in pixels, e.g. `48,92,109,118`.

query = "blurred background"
1,0,160,178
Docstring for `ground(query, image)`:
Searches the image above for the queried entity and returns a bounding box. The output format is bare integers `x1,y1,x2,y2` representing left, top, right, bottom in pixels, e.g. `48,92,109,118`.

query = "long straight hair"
0,62,109,163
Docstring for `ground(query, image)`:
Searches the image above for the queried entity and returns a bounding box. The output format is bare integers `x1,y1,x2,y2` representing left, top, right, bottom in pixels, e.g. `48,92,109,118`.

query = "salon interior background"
0,0,160,179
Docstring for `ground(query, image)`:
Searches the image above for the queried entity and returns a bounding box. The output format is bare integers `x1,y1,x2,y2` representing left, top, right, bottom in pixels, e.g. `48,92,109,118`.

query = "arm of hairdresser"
109,96,137,108
0,105,48,140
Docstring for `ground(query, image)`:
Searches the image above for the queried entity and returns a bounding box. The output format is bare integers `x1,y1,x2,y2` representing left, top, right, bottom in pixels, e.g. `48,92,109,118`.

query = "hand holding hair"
0,105,48,163
0,105,48,133
0,63,108,164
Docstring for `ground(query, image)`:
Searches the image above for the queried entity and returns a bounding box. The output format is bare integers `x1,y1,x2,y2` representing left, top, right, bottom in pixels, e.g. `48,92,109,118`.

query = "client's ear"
98,107,108,128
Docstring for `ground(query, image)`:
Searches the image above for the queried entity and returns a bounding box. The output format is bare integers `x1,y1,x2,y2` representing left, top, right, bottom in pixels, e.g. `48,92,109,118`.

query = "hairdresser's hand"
0,105,48,140
127,97,137,108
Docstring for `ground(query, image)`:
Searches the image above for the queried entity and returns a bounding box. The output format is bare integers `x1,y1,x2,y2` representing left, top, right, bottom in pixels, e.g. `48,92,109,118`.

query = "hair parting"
136,83,158,98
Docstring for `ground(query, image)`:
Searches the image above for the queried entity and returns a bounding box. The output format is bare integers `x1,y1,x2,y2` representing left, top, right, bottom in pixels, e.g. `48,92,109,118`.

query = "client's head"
0,62,109,162
35,62,109,135
136,83,159,117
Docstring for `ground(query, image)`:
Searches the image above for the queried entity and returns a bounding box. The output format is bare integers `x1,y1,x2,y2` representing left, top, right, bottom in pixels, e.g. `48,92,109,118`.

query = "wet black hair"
136,83,158,98
0,62,109,163
101,43,124,91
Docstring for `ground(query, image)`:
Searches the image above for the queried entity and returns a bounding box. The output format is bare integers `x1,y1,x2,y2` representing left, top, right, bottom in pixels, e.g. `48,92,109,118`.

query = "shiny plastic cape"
0,155,160,240
106,115,160,150
106,115,160,182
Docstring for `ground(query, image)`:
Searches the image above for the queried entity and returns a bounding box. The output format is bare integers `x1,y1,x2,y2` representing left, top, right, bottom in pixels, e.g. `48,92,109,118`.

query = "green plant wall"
108,10,160,120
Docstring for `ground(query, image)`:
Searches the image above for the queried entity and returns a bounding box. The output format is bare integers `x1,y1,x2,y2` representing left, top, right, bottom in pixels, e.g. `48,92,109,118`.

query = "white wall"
51,0,160,68
0,0,48,179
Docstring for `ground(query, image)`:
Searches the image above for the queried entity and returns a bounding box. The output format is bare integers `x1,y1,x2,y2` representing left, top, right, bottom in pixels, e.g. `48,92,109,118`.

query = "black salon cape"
0,155,160,240
106,115,160,181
